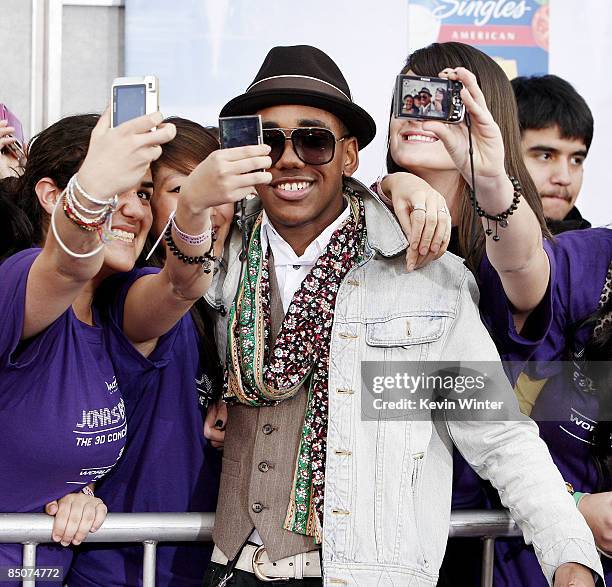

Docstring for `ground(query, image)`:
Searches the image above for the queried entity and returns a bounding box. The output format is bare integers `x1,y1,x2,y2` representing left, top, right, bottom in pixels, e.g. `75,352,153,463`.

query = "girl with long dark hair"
68,118,234,587
0,111,173,581
381,41,612,585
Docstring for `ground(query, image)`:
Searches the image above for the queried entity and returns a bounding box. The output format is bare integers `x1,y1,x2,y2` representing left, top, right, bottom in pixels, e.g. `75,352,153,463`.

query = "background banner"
408,0,549,78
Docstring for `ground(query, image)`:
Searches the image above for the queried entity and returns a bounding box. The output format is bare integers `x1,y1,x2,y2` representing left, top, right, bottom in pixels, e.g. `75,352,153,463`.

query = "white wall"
550,1,612,227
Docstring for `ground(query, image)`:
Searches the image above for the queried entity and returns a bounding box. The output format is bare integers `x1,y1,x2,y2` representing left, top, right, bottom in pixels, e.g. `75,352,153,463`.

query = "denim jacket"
205,177,602,586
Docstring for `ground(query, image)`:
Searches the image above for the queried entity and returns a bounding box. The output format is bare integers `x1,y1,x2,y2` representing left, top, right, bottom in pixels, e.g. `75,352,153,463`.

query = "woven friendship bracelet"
171,214,212,246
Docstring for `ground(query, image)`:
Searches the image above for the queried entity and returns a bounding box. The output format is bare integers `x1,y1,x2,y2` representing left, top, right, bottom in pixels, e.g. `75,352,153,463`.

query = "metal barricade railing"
0,510,520,586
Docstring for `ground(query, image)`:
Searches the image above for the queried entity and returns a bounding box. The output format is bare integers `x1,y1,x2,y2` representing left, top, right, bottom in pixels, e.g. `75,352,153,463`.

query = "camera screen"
113,84,146,126
399,78,451,120
220,116,261,148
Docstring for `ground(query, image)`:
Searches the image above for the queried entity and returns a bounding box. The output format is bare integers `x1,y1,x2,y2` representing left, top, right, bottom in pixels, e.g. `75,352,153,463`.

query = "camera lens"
148,83,153,88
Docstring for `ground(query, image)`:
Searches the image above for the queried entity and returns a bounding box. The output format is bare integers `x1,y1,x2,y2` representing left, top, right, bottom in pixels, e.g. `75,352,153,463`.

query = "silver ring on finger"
411,204,427,212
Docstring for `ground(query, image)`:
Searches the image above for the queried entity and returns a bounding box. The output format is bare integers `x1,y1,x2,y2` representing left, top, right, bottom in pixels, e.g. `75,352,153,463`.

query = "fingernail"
431,244,440,253
419,246,428,255
73,540,81,546
52,535,60,542
61,541,69,547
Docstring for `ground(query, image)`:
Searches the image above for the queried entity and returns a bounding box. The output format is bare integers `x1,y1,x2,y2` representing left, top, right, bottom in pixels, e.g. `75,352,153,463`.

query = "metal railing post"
22,542,37,587
481,537,495,587
142,540,158,587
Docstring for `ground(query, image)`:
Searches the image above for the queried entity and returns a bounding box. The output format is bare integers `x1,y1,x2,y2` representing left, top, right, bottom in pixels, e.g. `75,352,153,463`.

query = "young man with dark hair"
512,74,594,233
195,46,602,586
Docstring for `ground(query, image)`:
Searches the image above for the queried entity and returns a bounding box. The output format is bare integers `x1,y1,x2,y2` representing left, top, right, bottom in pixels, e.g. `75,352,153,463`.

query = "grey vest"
212,260,317,562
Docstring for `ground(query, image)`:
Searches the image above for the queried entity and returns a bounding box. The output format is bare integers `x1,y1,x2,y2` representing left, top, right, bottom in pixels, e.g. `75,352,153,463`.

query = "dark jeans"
204,562,323,586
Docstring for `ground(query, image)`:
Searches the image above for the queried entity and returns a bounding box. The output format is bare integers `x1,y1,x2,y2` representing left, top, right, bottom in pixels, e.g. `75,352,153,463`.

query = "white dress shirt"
260,206,351,313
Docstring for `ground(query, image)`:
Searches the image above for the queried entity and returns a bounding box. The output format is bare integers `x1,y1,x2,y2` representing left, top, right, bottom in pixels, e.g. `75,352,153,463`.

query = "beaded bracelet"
471,175,522,241
164,222,216,273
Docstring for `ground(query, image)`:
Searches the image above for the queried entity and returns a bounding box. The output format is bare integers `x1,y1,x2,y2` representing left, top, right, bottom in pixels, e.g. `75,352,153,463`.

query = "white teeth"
403,134,437,143
278,181,311,191
111,229,135,242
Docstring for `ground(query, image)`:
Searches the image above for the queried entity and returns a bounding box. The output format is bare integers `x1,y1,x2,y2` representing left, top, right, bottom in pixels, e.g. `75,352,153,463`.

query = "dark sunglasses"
263,127,348,166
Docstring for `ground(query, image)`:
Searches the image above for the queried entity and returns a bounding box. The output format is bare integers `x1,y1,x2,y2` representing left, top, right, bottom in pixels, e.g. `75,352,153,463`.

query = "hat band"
246,75,351,102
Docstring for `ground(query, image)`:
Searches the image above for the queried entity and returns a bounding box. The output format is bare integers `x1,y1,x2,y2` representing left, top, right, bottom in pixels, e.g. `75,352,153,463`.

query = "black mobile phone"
218,115,263,148
394,75,465,124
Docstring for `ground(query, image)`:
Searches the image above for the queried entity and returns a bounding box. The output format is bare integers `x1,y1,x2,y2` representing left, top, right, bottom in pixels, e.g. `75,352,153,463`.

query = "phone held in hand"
394,74,465,124
218,115,263,149
111,76,159,128
0,103,26,161
218,115,264,212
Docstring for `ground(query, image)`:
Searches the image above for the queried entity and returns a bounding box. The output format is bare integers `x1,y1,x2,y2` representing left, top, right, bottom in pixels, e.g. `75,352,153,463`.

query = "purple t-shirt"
68,268,221,587
0,249,127,585
489,227,612,586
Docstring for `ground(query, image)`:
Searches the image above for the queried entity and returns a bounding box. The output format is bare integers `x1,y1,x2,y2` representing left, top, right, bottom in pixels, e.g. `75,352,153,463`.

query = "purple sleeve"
0,249,41,367
477,240,556,368
98,267,184,375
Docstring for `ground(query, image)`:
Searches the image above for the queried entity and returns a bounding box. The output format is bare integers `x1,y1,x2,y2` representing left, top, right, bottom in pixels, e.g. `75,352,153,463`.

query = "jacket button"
262,424,274,435
258,461,270,473
252,502,264,513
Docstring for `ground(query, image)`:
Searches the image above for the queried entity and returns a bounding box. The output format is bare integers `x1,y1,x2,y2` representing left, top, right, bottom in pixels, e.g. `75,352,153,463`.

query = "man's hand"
578,492,612,553
204,399,228,449
553,562,595,586
45,488,107,546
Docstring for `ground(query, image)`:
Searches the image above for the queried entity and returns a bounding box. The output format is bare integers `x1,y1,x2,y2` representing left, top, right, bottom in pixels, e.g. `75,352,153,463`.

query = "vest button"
252,502,264,513
258,461,270,473
262,424,274,435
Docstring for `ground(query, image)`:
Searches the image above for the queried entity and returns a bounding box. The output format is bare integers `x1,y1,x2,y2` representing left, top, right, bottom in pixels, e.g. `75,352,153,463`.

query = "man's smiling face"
256,104,358,240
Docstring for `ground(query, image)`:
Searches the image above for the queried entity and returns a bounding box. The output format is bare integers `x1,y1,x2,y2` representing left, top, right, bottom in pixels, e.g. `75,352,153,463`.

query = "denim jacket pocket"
365,314,445,347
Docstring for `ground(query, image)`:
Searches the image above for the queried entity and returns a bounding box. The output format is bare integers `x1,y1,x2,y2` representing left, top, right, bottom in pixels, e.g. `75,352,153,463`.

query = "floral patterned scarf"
225,189,366,542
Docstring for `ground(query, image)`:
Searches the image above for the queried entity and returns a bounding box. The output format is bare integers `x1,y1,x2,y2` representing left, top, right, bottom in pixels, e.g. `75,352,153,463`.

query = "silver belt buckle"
252,545,291,582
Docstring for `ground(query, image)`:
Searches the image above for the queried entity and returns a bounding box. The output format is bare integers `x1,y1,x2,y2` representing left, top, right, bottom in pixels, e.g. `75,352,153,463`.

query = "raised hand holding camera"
420,67,508,190
78,108,176,199
420,67,519,240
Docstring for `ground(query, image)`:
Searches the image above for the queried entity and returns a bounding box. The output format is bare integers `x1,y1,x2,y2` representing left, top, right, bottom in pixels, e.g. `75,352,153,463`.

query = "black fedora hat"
220,45,376,149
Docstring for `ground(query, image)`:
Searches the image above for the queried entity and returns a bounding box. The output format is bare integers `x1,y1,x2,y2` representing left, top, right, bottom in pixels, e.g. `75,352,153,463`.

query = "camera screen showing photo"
400,78,451,120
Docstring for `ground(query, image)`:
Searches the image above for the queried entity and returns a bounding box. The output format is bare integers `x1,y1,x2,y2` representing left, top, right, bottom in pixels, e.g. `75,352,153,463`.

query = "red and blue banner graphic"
408,0,549,77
